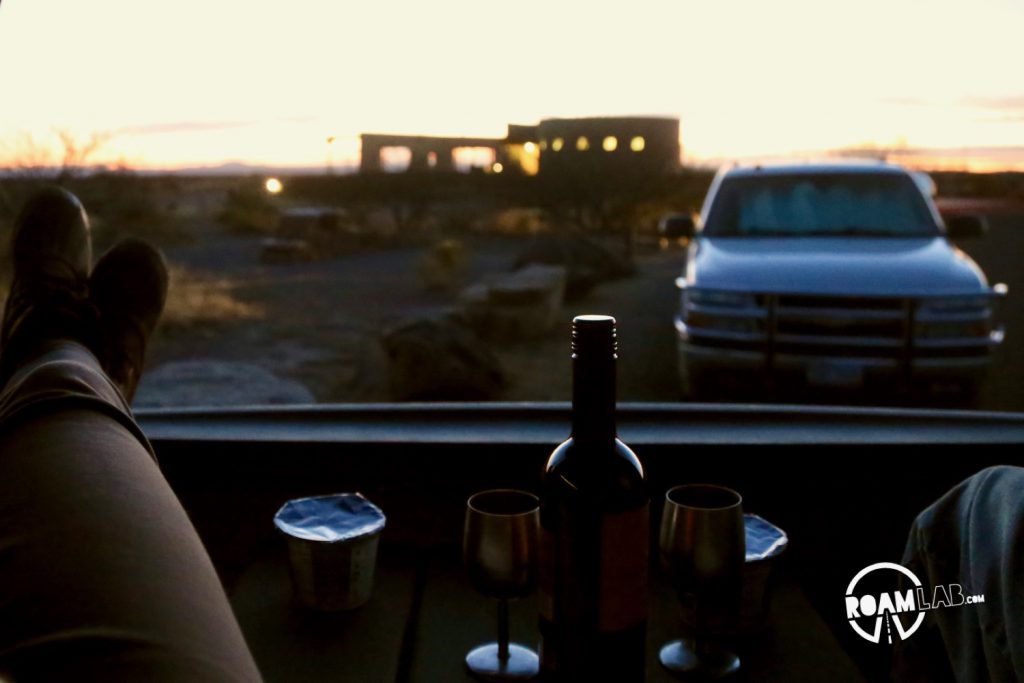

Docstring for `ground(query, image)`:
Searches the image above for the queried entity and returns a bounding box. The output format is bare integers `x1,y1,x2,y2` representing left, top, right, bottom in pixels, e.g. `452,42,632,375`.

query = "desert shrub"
161,264,264,330
485,207,547,235
418,238,468,291
217,187,278,235
71,172,192,249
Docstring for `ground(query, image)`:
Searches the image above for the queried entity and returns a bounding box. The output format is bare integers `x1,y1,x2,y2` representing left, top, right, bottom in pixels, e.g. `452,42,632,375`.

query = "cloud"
118,120,254,136
881,95,1024,118
885,145,1024,168
959,95,1024,111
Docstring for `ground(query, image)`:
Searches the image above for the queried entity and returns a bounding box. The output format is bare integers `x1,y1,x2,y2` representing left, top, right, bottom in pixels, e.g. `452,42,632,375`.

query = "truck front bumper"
675,317,996,393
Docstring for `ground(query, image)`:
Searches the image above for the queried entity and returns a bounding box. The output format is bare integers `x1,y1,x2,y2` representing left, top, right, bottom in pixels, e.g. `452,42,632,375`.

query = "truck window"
704,173,939,237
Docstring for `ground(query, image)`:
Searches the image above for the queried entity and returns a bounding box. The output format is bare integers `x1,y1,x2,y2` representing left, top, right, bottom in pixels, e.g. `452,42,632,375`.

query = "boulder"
260,237,314,264
381,315,504,401
134,360,315,407
513,233,634,300
459,264,567,340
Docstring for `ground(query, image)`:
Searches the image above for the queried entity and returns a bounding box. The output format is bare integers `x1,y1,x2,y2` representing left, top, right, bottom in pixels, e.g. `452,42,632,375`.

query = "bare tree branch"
0,129,112,180
56,129,112,180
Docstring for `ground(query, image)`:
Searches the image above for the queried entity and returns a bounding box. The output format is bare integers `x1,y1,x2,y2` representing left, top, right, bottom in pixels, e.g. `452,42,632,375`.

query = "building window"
552,138,564,152
512,142,540,176
576,136,590,151
380,146,412,172
630,136,646,152
602,136,618,152
452,146,496,173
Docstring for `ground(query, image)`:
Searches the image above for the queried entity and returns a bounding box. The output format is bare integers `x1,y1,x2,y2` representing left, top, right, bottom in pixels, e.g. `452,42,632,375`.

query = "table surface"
229,542,868,683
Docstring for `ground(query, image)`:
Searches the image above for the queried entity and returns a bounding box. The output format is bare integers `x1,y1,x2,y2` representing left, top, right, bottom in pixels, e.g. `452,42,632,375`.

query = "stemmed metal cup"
659,484,745,679
463,489,540,681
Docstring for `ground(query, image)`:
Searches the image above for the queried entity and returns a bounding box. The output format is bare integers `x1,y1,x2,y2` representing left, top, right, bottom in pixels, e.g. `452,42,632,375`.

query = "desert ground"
141,210,1024,412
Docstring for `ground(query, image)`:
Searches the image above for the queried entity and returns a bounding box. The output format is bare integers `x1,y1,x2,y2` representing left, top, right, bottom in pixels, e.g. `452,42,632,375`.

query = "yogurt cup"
274,493,386,611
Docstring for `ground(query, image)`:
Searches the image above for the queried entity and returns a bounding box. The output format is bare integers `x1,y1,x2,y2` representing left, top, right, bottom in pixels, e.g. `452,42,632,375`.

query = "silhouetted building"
358,116,681,177
535,117,680,177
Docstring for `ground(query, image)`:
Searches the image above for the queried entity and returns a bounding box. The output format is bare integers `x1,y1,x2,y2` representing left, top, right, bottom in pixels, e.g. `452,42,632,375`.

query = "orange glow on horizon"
1,0,1022,173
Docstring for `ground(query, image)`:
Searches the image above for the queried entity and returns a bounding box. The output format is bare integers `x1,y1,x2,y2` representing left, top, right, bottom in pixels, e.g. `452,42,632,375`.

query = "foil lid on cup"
744,513,788,562
274,493,386,543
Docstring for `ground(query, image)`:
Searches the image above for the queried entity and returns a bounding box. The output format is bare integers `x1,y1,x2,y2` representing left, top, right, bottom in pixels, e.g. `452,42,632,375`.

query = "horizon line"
5,145,1024,177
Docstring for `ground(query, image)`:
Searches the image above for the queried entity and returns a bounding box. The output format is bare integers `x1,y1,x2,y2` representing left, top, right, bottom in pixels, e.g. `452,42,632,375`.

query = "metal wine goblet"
463,489,540,682
658,484,745,680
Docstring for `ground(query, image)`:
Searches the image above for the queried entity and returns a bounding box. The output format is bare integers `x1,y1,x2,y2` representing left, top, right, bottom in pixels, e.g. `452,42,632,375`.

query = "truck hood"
689,237,989,296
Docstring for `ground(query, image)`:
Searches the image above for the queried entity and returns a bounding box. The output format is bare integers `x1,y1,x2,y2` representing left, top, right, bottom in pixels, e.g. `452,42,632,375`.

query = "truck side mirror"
659,214,696,240
946,215,988,240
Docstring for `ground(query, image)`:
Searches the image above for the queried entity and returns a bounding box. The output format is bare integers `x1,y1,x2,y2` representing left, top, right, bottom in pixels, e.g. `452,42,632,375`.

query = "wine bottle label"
538,503,649,632
538,527,555,623
598,503,649,631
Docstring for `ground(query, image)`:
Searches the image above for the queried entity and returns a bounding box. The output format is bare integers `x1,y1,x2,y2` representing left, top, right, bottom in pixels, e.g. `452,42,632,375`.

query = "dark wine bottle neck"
571,353,617,445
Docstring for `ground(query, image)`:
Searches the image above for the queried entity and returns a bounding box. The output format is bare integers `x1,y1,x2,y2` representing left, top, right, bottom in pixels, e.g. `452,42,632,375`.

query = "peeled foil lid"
274,493,386,543
745,513,788,562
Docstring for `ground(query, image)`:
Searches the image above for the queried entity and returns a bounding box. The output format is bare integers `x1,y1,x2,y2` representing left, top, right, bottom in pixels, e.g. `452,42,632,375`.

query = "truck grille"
682,290,1001,361
774,294,909,357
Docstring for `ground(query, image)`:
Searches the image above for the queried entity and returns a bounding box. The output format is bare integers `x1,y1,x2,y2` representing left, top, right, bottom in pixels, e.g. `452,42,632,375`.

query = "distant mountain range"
0,161,359,178
135,161,360,177
4,145,1024,178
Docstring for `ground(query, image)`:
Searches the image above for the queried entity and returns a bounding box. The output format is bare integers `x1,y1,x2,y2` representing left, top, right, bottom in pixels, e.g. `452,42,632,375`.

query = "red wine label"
537,504,649,631
598,504,649,631
538,526,555,623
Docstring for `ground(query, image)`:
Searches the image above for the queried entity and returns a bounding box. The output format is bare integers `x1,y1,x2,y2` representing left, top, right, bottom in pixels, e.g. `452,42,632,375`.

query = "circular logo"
845,562,925,644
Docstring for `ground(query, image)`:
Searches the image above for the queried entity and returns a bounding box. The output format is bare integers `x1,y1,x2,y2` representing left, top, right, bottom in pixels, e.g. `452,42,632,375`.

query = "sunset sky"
1,0,1022,172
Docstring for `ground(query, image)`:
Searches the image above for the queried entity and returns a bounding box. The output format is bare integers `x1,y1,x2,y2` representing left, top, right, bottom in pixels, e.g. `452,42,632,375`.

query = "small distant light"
493,162,504,173
552,138,564,152
576,136,590,151
603,136,618,152
630,136,646,152
524,142,537,154
265,178,283,194
539,139,548,151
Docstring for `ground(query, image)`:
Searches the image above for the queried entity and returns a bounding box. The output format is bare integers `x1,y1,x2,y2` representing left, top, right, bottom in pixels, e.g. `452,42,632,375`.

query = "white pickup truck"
664,161,1007,402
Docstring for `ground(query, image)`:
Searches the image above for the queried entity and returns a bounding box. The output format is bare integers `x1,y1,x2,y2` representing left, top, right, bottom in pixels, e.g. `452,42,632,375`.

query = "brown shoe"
0,187,98,387
89,238,168,402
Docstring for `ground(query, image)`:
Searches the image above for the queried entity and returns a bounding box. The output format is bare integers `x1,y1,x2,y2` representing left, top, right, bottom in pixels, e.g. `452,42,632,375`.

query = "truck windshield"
702,172,940,237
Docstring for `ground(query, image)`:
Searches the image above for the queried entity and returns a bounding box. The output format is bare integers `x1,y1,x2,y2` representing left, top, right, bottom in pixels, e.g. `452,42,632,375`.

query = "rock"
134,360,315,407
459,264,567,340
381,315,504,400
260,237,314,264
513,233,634,300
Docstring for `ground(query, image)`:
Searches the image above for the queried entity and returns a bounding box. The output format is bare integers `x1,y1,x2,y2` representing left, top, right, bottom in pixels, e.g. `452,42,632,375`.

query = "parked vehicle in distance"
666,160,1007,402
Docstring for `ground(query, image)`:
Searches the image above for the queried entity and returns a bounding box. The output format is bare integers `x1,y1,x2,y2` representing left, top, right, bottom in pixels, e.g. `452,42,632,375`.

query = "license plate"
807,360,864,388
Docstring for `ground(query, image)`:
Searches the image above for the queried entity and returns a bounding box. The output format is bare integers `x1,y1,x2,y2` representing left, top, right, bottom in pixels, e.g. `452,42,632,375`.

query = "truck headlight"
917,295,993,315
682,288,762,335
916,295,996,340
686,289,758,309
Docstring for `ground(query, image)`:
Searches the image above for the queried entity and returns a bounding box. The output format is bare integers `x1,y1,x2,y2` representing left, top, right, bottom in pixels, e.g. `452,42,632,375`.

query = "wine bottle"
538,315,649,681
